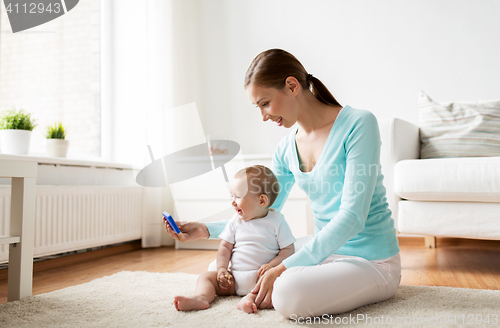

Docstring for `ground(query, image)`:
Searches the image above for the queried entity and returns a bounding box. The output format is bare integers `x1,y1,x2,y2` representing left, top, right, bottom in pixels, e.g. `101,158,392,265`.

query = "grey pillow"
419,91,500,159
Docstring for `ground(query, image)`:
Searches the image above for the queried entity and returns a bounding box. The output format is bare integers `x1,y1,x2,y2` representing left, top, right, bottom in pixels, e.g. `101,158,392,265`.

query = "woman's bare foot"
173,295,210,311
236,300,258,314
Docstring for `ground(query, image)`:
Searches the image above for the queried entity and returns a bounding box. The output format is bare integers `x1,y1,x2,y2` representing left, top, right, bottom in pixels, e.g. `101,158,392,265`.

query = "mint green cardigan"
207,105,400,268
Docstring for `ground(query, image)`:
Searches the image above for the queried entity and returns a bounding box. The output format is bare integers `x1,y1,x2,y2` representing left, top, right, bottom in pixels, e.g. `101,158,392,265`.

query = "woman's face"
246,82,298,128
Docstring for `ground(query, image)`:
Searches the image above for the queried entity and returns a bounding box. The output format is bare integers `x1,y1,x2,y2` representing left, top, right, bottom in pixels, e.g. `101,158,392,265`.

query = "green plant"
46,122,66,139
0,108,37,131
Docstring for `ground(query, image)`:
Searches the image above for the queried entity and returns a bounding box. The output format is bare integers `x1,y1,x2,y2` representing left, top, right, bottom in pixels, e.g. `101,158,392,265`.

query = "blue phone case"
162,211,181,234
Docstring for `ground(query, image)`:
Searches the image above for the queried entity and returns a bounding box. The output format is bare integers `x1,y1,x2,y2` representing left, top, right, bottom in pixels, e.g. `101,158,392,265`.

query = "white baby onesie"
218,208,296,296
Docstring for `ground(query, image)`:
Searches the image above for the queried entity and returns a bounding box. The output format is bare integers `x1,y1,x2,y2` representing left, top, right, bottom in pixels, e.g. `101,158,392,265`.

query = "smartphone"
162,211,181,234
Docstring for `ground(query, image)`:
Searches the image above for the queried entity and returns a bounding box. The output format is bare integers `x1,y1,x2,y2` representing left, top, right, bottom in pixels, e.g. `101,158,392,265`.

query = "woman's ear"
259,194,269,207
285,76,300,95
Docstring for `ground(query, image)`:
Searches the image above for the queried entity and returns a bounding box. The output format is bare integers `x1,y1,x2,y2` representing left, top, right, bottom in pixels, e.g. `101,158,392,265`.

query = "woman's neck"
296,90,342,134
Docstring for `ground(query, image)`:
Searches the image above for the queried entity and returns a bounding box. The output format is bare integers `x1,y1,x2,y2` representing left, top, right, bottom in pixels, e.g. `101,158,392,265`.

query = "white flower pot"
46,139,69,157
0,129,32,155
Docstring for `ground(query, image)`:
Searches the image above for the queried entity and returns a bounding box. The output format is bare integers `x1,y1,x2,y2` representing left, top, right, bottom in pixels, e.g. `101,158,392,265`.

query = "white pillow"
419,91,500,159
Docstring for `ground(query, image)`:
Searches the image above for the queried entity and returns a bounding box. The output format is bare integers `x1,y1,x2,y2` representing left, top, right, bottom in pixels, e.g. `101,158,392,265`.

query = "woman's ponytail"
307,74,341,107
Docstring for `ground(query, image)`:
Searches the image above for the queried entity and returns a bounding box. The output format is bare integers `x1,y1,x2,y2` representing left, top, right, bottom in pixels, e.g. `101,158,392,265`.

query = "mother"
165,49,401,318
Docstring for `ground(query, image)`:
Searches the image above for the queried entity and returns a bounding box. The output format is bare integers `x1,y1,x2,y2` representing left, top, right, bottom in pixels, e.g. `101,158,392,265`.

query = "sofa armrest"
379,118,420,230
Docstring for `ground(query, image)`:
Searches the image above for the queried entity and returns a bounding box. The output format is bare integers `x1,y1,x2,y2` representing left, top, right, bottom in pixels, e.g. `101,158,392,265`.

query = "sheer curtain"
101,0,209,246
102,0,165,167
101,0,208,166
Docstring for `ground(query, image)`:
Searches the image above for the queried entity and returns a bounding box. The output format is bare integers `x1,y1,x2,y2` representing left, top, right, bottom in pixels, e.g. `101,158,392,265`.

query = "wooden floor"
1,237,500,304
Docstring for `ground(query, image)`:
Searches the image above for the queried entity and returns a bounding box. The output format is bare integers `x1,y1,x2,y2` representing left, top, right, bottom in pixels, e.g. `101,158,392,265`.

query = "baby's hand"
257,263,274,277
217,268,233,289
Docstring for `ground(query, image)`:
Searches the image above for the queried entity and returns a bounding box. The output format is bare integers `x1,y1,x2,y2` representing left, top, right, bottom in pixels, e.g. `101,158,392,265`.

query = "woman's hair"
244,48,341,107
234,165,280,207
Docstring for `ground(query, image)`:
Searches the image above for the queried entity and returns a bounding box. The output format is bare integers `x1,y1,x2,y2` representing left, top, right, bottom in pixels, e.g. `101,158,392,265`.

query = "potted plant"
0,107,37,155
46,122,69,157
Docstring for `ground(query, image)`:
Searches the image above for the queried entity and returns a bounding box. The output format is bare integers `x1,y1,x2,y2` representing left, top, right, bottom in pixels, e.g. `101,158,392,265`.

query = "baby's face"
229,176,266,221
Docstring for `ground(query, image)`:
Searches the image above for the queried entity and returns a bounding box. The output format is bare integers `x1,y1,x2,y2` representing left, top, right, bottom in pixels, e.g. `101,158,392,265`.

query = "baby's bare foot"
173,295,210,311
236,300,258,314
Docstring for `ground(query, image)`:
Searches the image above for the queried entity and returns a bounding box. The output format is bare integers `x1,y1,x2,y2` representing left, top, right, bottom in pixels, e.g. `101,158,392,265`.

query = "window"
0,0,101,158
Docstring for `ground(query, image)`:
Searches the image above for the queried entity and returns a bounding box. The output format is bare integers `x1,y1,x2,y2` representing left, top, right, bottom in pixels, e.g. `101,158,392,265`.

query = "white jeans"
207,235,401,318
272,235,401,318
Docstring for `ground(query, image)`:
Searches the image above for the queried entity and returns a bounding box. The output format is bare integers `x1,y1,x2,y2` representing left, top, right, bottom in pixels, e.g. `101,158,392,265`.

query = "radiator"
0,185,143,263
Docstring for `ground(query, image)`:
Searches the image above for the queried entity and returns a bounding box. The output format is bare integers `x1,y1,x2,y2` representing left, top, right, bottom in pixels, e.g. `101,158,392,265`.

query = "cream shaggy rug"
1,271,499,328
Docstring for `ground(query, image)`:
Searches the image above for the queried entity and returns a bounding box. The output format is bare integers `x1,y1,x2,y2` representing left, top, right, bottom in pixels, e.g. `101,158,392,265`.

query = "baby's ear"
259,194,269,207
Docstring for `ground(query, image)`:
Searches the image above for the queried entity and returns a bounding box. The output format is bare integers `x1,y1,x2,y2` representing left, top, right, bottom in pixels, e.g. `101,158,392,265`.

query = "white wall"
173,0,500,155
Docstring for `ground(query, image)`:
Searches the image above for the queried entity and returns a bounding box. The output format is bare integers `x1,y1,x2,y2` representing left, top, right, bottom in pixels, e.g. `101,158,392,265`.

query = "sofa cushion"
395,157,500,202
398,200,500,239
418,91,500,159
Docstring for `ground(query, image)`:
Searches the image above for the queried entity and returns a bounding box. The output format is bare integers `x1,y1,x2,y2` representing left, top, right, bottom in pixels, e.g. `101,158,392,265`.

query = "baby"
173,165,296,314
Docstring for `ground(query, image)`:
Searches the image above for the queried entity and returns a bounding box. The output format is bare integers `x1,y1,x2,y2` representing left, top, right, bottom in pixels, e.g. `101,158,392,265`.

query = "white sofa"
379,118,500,247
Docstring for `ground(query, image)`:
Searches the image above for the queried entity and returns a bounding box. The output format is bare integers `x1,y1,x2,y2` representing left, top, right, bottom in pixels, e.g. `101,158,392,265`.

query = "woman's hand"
163,218,209,242
251,263,287,309
217,268,233,289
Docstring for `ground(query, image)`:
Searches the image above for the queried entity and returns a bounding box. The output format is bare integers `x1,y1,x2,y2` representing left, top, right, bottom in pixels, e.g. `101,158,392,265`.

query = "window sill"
0,153,138,170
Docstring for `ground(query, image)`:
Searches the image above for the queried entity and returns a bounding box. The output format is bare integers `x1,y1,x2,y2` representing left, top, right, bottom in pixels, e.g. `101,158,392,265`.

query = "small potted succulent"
0,107,37,155
46,122,69,157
